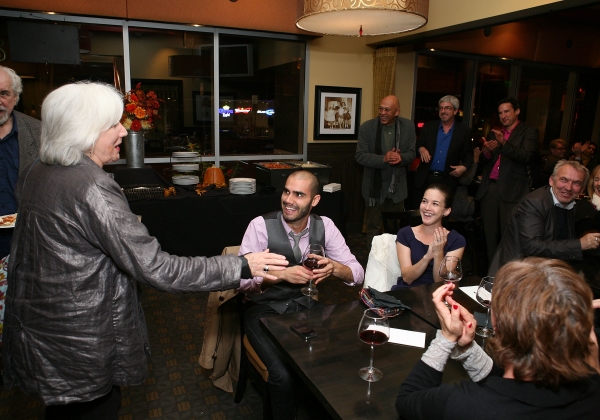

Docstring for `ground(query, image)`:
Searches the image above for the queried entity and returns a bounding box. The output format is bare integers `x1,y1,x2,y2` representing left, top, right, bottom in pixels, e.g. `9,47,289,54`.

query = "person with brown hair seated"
396,257,600,419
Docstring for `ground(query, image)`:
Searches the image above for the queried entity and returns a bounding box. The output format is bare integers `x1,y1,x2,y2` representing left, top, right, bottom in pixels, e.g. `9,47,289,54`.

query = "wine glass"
357,309,390,382
301,244,325,298
438,256,463,307
475,276,495,337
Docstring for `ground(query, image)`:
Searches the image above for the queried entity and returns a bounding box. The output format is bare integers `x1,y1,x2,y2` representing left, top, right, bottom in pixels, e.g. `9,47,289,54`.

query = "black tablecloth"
127,189,345,257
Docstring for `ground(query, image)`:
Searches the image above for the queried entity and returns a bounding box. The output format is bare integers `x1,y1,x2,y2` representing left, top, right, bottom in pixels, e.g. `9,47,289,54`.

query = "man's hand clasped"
385,148,402,165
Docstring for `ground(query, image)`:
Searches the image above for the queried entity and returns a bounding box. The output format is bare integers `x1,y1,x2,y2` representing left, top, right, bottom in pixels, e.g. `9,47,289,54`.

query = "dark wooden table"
260,277,484,420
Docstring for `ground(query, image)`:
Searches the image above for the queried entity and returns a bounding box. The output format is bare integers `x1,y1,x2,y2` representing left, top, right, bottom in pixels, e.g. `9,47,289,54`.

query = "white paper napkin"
389,328,426,348
460,286,479,303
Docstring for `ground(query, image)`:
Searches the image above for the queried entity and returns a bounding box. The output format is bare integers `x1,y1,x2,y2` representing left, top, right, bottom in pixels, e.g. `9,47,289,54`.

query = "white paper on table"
389,328,426,348
460,286,479,303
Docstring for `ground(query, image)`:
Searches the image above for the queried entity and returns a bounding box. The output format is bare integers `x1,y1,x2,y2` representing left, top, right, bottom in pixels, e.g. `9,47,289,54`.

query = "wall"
395,51,417,120
3,0,307,35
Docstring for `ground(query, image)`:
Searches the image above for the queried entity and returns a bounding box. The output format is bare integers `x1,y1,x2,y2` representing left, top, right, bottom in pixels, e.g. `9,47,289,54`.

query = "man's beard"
0,107,10,126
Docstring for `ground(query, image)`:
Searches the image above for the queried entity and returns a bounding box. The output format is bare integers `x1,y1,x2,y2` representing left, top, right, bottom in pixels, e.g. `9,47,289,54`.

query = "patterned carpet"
0,232,370,420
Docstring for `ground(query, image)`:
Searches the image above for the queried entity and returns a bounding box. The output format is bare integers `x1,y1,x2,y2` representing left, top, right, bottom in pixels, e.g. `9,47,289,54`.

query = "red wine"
359,330,389,345
477,296,491,307
303,257,323,270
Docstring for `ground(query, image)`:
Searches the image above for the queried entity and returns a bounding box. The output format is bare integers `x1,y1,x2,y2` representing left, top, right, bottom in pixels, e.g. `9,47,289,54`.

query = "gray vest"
247,211,325,313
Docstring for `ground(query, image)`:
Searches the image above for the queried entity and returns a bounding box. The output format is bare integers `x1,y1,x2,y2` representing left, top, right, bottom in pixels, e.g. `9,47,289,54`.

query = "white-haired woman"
2,82,287,418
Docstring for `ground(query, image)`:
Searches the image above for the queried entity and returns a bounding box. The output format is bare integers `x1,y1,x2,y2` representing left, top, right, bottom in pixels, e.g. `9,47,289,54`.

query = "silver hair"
551,159,589,187
40,82,123,166
0,65,23,104
439,95,459,110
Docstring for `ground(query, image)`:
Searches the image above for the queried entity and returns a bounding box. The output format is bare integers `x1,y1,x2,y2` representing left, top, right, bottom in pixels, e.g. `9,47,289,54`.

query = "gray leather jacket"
2,157,241,405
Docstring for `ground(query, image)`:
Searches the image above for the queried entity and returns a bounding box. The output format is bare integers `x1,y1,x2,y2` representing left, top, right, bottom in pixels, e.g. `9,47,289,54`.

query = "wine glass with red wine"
301,243,325,298
475,276,495,338
357,309,390,382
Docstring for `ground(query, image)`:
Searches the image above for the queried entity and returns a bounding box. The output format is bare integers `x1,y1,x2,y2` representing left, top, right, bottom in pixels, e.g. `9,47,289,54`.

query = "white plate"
230,189,255,195
173,164,199,172
229,177,256,183
172,152,199,157
173,178,199,186
0,213,17,228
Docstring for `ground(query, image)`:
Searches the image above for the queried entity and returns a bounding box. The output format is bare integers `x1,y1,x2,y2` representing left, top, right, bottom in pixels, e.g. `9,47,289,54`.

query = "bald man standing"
356,95,416,246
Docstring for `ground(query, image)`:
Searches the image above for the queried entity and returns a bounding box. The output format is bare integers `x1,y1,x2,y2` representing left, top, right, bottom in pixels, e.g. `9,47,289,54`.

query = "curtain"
372,47,397,118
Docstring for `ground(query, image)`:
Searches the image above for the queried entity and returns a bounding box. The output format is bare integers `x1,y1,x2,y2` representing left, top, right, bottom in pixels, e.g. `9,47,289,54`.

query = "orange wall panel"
0,0,127,18
2,0,307,35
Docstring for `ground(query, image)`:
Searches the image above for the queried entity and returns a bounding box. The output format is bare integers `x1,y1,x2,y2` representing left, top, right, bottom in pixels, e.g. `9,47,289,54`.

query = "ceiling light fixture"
296,0,429,37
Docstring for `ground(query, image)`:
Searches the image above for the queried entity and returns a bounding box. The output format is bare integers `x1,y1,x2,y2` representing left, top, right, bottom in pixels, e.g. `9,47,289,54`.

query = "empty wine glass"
301,244,325,298
476,276,495,338
357,309,390,382
439,256,463,307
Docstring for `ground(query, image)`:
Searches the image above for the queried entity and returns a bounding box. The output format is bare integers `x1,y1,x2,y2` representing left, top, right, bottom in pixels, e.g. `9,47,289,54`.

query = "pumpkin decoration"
202,165,226,187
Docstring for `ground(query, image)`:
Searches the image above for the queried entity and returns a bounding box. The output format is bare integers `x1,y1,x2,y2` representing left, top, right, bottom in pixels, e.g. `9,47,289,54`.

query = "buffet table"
126,188,346,257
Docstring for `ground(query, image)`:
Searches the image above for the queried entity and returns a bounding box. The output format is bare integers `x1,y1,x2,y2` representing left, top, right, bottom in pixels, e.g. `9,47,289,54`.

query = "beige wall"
307,37,374,143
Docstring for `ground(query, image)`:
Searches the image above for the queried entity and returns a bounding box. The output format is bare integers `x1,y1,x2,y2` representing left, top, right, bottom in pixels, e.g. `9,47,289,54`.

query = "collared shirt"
238,214,364,293
429,122,454,172
550,187,576,210
488,121,520,181
0,114,19,215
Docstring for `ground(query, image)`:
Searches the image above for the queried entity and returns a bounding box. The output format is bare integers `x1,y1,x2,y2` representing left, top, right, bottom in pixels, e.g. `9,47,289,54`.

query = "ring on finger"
263,265,269,272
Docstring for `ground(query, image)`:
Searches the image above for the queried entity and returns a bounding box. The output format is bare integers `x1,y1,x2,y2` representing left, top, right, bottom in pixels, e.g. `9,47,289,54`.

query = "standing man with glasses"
475,97,538,262
414,95,473,199
356,95,416,246
0,66,40,259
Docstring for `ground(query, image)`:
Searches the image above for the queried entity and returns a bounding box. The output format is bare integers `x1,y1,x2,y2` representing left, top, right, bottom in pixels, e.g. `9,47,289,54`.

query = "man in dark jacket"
0,65,41,258
414,95,473,198
475,97,539,261
489,160,600,275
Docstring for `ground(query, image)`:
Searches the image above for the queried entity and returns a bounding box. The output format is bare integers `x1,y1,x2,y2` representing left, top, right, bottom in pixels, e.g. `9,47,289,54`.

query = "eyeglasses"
0,90,14,99
378,107,398,113
438,106,454,111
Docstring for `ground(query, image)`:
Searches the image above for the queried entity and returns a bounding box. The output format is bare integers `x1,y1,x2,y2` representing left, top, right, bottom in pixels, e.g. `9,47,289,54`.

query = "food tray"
122,184,164,200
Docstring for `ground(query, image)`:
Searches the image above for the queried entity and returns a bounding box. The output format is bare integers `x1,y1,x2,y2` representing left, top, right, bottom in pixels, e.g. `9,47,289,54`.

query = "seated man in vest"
238,170,364,420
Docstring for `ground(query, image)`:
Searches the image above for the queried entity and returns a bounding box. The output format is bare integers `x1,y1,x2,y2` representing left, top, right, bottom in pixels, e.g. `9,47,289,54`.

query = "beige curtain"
372,47,397,118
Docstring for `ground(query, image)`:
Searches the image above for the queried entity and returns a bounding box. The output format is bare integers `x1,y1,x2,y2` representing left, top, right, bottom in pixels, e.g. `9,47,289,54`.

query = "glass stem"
484,307,491,329
368,345,375,372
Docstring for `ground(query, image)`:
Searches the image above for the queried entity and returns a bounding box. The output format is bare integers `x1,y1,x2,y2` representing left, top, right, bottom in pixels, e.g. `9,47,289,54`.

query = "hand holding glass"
301,244,324,297
476,276,495,337
439,256,462,307
357,309,390,382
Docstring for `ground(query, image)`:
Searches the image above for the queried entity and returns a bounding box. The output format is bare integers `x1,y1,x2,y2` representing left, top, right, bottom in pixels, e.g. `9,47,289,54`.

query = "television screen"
7,21,80,65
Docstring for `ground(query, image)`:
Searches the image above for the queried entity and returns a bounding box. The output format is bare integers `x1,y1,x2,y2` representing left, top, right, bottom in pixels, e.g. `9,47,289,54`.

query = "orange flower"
125,103,137,113
134,106,147,119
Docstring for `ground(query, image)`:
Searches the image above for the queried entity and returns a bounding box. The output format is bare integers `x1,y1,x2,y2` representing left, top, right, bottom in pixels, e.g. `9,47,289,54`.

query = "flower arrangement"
121,83,163,132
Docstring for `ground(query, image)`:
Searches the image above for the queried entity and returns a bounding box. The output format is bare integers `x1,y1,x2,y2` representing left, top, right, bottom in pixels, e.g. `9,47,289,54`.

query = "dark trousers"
45,386,121,420
365,198,404,246
480,182,518,262
244,300,318,420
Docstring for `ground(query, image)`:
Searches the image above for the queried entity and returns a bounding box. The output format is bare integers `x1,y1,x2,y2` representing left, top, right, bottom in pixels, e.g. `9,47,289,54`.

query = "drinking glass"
475,276,495,337
301,244,325,297
357,309,390,382
438,256,463,307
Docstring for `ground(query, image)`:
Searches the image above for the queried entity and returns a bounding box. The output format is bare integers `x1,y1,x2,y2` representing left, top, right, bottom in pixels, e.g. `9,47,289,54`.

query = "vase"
124,130,145,168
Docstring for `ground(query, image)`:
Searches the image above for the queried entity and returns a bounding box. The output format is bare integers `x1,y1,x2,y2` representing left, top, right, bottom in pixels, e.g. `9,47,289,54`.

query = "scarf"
369,118,401,206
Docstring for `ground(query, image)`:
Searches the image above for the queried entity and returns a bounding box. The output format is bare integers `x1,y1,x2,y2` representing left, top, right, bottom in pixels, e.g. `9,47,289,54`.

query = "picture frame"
313,85,361,140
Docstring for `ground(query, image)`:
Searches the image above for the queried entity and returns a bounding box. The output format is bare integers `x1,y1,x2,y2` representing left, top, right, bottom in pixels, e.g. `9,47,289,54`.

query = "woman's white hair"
40,82,123,166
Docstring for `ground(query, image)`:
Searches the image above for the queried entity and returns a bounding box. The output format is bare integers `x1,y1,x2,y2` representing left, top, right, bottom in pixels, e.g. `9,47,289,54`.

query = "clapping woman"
396,257,600,419
392,183,465,289
2,82,288,418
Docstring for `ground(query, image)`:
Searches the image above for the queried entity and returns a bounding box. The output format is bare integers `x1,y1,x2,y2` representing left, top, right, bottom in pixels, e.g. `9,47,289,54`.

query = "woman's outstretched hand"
245,249,289,281
432,283,476,347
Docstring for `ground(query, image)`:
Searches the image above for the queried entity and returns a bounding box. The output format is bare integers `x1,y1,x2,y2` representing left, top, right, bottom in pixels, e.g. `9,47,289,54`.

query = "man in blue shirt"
0,66,41,258
414,95,473,200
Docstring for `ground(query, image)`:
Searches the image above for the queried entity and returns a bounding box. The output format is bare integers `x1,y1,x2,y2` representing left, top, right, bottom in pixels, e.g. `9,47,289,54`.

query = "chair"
198,245,272,420
464,217,489,276
380,209,421,235
363,234,401,292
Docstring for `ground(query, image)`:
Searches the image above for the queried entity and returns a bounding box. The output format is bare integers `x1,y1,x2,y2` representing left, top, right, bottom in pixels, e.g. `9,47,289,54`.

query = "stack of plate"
171,152,198,162
229,178,256,195
172,163,199,172
172,175,199,185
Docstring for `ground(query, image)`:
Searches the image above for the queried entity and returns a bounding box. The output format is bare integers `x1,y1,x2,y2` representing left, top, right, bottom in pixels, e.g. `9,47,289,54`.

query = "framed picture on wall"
314,85,361,140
